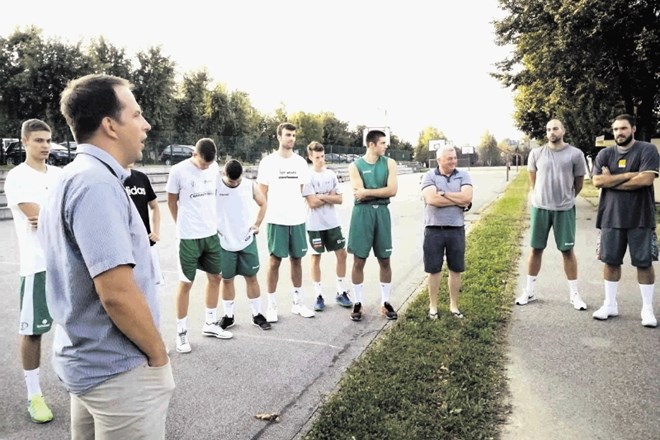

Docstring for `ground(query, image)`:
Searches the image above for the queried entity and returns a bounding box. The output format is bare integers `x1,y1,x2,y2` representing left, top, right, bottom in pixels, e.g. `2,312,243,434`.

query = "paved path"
0,167,516,440
503,195,660,440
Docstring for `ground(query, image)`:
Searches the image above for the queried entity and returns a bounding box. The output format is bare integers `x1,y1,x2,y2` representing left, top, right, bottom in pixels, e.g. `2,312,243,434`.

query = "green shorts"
19,271,52,336
220,239,260,279
267,223,308,259
530,206,576,252
308,226,346,254
177,235,222,282
347,204,392,259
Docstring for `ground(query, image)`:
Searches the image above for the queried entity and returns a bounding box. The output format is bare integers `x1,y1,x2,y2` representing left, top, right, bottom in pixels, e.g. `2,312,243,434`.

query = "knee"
269,257,282,270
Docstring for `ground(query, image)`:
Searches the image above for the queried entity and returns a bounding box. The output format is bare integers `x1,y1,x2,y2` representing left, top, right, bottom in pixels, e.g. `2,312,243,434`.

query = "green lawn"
304,172,530,440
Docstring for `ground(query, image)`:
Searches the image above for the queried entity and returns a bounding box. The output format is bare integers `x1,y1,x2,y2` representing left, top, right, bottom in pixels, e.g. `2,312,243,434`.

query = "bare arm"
166,193,178,223
251,184,268,234
529,171,536,190
353,159,399,201
615,171,657,190
422,184,473,208
17,202,40,230
318,191,343,205
148,199,160,242
93,265,168,367
305,194,326,209
574,176,584,196
258,183,269,200
592,167,636,188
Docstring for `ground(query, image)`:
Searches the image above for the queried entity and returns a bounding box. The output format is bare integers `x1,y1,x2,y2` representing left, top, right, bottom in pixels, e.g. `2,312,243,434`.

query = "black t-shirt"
593,141,659,229
124,169,157,246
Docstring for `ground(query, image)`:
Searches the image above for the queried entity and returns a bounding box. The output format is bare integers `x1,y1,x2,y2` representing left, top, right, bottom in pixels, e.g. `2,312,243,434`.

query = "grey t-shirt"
593,141,659,229
421,168,472,227
528,144,587,211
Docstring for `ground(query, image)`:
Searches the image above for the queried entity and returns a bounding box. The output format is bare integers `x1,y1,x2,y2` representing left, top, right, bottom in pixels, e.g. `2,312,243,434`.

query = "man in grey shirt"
515,119,587,310
39,74,174,439
421,146,473,319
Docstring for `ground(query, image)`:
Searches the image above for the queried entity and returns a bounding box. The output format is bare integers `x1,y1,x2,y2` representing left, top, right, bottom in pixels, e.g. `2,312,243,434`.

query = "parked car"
2,141,25,165
325,153,342,163
48,143,76,165
159,145,195,165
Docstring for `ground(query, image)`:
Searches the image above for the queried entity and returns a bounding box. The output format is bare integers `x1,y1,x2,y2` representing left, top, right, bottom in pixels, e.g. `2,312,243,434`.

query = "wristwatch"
440,190,446,196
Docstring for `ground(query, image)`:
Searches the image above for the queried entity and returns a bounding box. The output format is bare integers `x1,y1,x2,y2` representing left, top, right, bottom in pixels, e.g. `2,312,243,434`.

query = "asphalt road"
0,167,516,440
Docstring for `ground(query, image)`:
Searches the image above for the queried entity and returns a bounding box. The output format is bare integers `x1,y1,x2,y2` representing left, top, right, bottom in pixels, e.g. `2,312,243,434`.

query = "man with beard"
592,114,658,328
515,119,588,311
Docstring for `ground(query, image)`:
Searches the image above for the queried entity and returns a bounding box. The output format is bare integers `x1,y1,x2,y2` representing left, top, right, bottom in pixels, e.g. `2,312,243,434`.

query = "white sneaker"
641,306,657,328
515,289,536,306
266,306,278,323
291,303,315,318
202,322,233,339
176,331,191,353
592,303,618,320
570,292,588,310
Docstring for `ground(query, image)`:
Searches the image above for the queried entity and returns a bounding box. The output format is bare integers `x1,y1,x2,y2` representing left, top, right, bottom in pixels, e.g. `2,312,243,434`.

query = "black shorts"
597,227,658,267
423,226,466,274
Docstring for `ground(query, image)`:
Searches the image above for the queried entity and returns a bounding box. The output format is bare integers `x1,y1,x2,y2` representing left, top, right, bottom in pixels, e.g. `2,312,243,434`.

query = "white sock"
526,275,537,295
336,277,346,294
24,368,41,398
352,283,364,304
568,280,579,296
313,282,324,297
293,287,303,305
380,282,392,303
249,298,262,317
176,317,188,334
222,300,235,318
604,280,618,306
205,307,217,324
639,284,654,307
268,293,277,308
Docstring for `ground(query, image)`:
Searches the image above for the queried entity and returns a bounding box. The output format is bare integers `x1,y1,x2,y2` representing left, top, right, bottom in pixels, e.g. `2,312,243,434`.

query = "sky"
0,0,524,146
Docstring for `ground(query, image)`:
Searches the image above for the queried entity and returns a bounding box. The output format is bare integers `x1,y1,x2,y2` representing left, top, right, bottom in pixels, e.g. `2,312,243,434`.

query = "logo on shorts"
20,322,28,331
36,320,50,329
252,265,260,270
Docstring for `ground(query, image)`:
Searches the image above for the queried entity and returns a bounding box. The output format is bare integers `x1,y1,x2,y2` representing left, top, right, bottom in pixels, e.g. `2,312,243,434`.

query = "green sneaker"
28,394,53,423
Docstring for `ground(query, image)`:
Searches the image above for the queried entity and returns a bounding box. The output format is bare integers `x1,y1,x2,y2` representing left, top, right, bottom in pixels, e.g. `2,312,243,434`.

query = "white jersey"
5,163,63,276
302,168,342,231
256,152,310,226
216,177,255,252
165,159,219,239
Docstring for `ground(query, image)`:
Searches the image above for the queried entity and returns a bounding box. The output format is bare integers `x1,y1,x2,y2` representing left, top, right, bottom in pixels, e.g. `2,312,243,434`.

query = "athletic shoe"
252,313,272,330
202,322,233,339
27,394,53,424
336,292,353,308
428,311,439,320
219,315,235,330
592,303,619,320
381,302,398,320
314,295,325,312
176,330,191,353
351,302,363,321
641,306,657,328
570,292,588,311
266,306,278,323
515,289,536,306
291,303,315,318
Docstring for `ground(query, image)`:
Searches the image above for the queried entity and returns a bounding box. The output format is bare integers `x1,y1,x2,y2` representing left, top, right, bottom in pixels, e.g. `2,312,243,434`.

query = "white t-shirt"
5,163,63,276
302,168,342,231
165,159,219,239
216,177,255,251
256,152,310,226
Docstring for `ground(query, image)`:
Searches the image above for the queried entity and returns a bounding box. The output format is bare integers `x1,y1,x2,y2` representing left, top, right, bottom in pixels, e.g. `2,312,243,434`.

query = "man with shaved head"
516,119,588,310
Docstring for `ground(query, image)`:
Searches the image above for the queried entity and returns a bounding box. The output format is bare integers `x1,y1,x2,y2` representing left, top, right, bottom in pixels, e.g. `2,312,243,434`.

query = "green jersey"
354,156,390,205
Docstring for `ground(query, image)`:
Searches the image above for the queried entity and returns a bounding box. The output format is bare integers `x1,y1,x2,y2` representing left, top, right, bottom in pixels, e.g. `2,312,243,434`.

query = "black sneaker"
380,302,398,320
351,302,363,321
219,315,235,329
252,313,272,330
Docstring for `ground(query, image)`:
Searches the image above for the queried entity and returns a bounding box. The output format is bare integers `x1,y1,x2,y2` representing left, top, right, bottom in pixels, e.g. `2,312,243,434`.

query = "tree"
478,131,502,166
414,126,446,163
494,0,659,148
289,111,323,152
172,69,211,143
88,37,132,79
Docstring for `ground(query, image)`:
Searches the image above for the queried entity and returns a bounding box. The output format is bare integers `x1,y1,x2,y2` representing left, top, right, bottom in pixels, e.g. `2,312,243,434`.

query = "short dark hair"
225,159,243,180
612,114,636,127
277,122,296,136
21,119,51,139
366,130,386,146
60,74,131,144
307,141,325,156
195,138,217,162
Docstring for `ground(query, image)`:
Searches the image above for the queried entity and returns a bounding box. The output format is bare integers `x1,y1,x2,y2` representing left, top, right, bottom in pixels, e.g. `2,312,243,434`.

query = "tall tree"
172,69,211,144
88,37,132,79
494,0,660,149
478,131,502,166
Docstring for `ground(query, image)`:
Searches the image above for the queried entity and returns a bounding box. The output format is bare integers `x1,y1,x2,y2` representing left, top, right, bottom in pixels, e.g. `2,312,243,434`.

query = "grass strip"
304,171,530,440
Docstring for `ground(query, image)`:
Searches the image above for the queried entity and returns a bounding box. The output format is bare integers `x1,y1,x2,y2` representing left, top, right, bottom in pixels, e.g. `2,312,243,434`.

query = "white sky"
0,0,523,146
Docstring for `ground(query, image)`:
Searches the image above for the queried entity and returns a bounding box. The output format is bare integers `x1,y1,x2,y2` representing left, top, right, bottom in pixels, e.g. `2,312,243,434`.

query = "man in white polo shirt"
166,138,232,354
